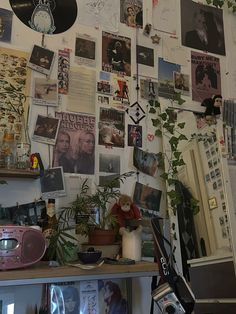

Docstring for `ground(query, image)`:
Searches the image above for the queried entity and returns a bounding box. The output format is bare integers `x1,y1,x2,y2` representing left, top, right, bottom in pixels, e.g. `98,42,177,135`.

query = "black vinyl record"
9,0,78,35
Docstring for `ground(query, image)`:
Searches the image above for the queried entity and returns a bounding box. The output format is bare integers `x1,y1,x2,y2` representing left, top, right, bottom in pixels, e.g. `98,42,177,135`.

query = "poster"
33,78,58,106
102,31,131,77
0,47,31,142
53,111,95,174
98,107,125,148
181,0,225,56
191,51,221,102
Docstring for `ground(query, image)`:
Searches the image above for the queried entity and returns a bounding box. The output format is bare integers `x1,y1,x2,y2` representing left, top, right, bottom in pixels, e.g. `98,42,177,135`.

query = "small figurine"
111,194,142,228
30,153,39,171
201,94,222,125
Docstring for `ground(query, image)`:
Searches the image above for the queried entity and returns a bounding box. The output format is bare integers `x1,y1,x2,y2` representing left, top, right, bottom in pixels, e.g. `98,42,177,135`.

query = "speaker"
0,226,47,270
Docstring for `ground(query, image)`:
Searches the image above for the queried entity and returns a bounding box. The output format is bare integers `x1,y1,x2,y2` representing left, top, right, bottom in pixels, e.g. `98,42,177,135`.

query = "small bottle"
16,116,31,169
42,199,57,261
2,130,16,169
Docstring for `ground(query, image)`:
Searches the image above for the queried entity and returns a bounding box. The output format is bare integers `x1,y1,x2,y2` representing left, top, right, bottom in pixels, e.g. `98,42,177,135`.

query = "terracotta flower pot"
88,229,116,245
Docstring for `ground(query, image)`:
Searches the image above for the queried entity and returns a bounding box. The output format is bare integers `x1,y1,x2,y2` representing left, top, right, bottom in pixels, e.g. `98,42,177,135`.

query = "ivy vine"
206,0,236,11
149,94,189,215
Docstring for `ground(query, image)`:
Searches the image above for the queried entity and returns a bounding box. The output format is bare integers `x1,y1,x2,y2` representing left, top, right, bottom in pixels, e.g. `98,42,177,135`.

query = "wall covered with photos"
0,0,236,313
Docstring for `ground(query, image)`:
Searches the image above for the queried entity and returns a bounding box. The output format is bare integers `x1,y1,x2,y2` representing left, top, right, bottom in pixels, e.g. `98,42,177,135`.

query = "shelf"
0,261,158,287
0,168,40,179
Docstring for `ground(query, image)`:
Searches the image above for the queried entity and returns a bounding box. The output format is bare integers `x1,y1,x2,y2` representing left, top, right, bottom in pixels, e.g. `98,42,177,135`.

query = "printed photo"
112,76,130,107
0,8,13,43
99,279,128,314
136,45,154,67
33,78,58,106
32,115,60,145
53,112,95,174
102,31,131,76
158,58,180,99
140,79,158,100
28,45,55,75
191,51,221,102
181,0,225,56
133,146,159,176
128,125,142,147
99,153,120,173
40,167,66,199
97,81,112,94
50,282,80,314
133,181,162,212
98,107,125,148
99,174,120,188
208,196,218,210
120,0,143,28
75,34,96,67
58,49,70,95
173,72,190,95
97,94,110,105
195,113,207,129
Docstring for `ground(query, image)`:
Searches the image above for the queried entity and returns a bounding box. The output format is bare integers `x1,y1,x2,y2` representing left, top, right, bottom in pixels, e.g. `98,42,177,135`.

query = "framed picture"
28,45,55,76
208,196,218,210
32,114,60,145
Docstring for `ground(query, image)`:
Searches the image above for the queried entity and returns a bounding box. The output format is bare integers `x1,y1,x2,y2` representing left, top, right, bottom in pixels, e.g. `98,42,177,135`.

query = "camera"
152,282,186,314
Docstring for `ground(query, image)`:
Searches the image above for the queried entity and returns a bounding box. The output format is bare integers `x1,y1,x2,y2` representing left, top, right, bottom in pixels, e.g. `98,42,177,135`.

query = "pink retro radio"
0,226,47,270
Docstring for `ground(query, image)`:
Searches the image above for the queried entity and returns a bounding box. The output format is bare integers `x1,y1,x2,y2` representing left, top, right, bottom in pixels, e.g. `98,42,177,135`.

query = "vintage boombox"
0,226,47,270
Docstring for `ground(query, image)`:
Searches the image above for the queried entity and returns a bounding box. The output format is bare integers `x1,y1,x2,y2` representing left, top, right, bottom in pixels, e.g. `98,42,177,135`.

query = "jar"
2,131,16,169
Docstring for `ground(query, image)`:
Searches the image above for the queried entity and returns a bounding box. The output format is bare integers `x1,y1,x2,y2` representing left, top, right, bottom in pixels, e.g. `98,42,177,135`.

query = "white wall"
0,0,235,313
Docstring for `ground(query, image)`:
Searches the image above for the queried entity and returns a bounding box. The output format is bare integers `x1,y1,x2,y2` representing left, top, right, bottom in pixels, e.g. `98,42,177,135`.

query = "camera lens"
165,304,176,314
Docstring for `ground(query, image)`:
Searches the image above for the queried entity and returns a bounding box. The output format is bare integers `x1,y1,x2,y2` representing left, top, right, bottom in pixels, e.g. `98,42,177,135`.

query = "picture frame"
208,196,218,210
28,44,55,76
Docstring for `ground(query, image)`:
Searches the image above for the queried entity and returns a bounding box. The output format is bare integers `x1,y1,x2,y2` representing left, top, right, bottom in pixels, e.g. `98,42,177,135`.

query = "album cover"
32,114,61,145
28,45,55,76
133,147,159,176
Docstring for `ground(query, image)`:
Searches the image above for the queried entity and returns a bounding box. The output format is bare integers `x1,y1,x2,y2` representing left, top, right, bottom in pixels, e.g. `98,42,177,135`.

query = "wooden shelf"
0,261,158,287
0,168,40,179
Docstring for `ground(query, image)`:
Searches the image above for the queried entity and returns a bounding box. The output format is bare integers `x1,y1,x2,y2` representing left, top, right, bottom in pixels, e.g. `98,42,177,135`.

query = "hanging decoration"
9,0,78,35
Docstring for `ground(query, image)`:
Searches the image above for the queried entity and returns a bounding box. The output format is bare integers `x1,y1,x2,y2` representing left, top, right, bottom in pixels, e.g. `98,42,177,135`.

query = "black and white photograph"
99,153,120,174
40,167,66,199
33,78,58,107
136,45,154,67
140,79,158,100
181,0,225,56
28,45,55,75
99,174,120,188
32,114,60,145
75,34,96,67
0,8,13,43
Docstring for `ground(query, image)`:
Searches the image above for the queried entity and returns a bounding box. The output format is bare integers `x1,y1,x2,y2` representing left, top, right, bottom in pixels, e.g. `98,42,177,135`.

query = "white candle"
120,226,142,261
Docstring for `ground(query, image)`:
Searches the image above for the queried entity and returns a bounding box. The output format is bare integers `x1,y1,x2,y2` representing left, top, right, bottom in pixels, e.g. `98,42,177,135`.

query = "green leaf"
167,190,177,199
154,100,160,108
159,112,167,121
152,118,161,127
177,122,185,129
169,136,178,148
173,151,181,159
178,134,188,141
160,173,169,180
149,107,156,114
155,129,162,137
149,99,154,107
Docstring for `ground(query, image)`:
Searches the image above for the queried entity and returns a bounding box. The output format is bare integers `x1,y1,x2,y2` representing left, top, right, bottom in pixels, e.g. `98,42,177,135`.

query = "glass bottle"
16,115,31,169
42,199,58,261
1,130,16,169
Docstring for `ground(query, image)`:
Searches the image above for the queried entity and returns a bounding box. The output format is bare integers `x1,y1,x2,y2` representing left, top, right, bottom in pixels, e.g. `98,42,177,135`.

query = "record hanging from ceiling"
9,0,78,35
